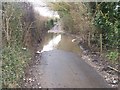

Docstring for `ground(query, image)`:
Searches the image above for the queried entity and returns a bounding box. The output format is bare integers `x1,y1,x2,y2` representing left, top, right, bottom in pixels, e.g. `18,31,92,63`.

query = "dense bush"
91,2,119,49
89,2,119,62
2,2,48,88
2,2,33,88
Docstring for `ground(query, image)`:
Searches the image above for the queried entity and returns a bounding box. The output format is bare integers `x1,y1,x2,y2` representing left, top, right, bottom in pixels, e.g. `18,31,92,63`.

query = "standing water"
38,33,82,55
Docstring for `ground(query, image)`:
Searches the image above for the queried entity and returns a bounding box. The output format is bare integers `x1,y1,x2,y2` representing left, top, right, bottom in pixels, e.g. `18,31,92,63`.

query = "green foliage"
2,2,23,46
92,2,119,49
2,2,49,88
2,2,32,88
61,13,74,33
2,45,31,88
46,19,54,29
106,51,119,63
50,2,70,17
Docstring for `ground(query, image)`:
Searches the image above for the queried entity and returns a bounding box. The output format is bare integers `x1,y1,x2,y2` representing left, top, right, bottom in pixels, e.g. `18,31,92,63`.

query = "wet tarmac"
32,33,110,88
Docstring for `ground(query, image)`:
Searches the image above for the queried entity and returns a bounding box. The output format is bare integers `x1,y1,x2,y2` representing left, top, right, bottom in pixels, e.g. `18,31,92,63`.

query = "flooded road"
28,31,110,88
38,33,82,54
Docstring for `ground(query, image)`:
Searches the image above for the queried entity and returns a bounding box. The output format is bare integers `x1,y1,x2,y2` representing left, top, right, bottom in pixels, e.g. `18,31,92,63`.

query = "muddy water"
38,33,82,54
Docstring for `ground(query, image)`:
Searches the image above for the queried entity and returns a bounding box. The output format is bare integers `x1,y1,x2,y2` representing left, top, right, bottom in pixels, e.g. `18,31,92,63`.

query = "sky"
28,0,59,18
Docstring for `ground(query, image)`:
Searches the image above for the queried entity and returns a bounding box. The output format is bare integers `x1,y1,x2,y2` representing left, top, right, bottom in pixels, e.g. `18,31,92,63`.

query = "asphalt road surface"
31,33,110,88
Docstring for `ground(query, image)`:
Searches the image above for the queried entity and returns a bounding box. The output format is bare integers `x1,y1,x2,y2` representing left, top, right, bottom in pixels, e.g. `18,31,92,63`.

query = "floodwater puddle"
41,34,61,52
38,32,82,54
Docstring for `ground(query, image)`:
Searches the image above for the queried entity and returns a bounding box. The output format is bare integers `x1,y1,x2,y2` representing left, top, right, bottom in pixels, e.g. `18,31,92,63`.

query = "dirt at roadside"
70,33,119,88
21,54,42,88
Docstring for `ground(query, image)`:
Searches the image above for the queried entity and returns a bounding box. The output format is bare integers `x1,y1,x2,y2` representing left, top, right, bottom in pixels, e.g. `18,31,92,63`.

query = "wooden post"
88,32,91,47
100,34,102,53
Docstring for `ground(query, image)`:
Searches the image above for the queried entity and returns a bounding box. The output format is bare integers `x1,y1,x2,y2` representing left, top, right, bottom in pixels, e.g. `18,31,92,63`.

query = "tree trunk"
6,18,10,44
100,34,102,53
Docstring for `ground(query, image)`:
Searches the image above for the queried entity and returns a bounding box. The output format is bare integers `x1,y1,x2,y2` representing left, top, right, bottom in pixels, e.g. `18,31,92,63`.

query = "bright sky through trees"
29,0,59,18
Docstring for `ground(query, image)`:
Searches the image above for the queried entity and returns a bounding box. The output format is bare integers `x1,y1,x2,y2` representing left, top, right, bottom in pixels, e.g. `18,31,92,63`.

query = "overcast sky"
28,0,59,18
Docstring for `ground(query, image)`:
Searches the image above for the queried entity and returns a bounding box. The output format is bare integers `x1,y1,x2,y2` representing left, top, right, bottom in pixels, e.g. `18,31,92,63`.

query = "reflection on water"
39,33,82,54
41,34,61,52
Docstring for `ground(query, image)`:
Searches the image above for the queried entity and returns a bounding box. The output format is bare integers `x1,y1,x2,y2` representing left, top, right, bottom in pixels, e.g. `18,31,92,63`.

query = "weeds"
2,45,31,88
106,51,119,63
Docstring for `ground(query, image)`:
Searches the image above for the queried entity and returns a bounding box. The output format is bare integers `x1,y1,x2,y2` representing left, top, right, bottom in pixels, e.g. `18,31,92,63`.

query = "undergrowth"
106,51,119,64
2,44,31,88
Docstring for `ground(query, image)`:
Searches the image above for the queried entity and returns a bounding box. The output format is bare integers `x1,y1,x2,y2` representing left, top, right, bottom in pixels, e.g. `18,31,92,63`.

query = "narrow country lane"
2,2,119,89
23,25,110,88
36,50,109,88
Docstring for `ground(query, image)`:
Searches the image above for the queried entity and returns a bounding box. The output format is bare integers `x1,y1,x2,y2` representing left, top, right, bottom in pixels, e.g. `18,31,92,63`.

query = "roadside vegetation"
2,1,119,88
50,2,119,64
2,2,49,88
